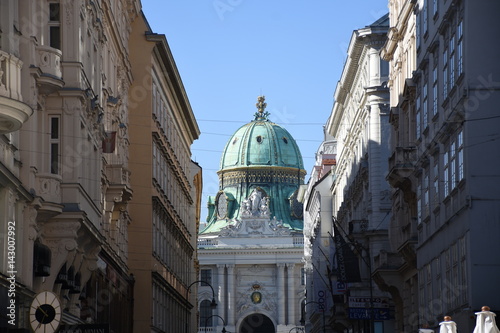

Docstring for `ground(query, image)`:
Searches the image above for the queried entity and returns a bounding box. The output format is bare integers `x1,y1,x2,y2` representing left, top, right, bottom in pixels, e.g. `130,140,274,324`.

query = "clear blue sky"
141,0,389,221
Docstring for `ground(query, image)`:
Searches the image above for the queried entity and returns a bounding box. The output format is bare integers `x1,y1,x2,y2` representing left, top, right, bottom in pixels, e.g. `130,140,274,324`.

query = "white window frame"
48,2,61,49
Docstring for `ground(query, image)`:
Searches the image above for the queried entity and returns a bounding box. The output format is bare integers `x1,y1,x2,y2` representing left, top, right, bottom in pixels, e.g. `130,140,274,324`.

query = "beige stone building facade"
0,1,201,332
379,1,419,331
324,14,394,333
0,1,141,331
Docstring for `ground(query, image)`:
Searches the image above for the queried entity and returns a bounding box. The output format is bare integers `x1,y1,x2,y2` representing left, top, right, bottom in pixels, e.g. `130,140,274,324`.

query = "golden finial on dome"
254,96,270,121
256,95,267,113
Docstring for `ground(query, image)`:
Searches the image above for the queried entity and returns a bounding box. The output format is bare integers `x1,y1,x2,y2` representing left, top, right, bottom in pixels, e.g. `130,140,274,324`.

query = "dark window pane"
51,117,59,139
50,26,61,49
49,3,60,21
51,143,59,174
199,300,213,327
201,269,211,286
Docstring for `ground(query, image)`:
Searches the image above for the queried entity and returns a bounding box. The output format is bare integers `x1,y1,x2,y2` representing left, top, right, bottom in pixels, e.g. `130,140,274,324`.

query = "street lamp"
205,314,227,333
186,280,217,333
187,280,217,309
300,300,327,333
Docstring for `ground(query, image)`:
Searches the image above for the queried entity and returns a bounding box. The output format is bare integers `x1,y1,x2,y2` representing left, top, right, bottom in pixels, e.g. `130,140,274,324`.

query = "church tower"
197,96,307,333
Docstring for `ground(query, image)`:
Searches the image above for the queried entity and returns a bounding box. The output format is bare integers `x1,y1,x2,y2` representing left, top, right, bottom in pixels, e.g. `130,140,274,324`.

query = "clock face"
30,291,62,333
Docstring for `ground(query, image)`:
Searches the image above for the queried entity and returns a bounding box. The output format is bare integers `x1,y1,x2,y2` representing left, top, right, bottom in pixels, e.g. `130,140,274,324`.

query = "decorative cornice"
198,249,305,256
219,167,306,186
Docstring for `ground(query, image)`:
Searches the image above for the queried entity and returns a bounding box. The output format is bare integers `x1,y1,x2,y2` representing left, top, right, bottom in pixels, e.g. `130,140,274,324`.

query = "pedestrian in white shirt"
439,316,457,333
473,306,500,333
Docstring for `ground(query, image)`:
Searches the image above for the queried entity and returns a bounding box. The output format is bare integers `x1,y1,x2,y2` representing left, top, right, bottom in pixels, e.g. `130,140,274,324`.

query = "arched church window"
199,300,213,327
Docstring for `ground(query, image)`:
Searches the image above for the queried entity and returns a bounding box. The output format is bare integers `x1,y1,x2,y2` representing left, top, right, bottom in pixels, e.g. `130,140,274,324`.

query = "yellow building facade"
128,13,202,333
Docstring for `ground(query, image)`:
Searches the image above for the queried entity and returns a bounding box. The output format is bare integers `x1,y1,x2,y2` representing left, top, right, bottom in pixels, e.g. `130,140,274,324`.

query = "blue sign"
348,308,391,320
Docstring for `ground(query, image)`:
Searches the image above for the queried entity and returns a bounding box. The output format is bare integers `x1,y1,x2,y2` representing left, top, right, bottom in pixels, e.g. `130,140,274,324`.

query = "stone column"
287,263,296,325
277,263,286,325
227,265,235,326
217,264,226,320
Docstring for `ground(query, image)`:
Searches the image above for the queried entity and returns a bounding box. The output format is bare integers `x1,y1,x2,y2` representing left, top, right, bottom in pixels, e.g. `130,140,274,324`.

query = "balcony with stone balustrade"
32,45,64,95
0,50,33,133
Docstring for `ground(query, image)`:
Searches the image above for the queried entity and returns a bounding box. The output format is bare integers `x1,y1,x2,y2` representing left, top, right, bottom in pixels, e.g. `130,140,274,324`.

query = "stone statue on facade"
249,190,262,214
260,196,270,217
240,189,270,218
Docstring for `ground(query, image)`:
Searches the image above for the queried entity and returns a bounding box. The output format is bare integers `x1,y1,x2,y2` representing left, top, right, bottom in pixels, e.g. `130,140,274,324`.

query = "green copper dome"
220,111,304,170
202,96,306,235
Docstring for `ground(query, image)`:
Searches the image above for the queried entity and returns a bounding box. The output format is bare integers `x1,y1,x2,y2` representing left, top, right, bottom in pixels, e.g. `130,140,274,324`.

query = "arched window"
199,300,213,327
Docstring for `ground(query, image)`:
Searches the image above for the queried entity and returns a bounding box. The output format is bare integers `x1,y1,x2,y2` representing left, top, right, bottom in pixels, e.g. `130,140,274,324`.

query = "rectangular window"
158,98,164,129
152,83,158,118
418,269,425,324
156,88,161,121
426,264,432,305
163,101,169,132
451,243,459,307
450,141,456,189
416,19,421,49
433,67,438,115
48,3,61,49
433,161,439,204
458,130,464,181
152,144,157,180
435,257,442,305
459,236,467,304
152,281,168,331
443,147,449,197
433,0,438,16
50,116,60,174
200,269,212,286
423,1,428,35
444,249,451,303
417,181,422,224
49,3,60,21
457,21,463,76
450,35,456,86
443,49,448,99
423,83,428,129
416,96,421,139
424,172,429,217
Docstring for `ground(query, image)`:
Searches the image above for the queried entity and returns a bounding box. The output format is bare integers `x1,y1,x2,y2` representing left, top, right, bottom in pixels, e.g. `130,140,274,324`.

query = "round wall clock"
29,291,62,333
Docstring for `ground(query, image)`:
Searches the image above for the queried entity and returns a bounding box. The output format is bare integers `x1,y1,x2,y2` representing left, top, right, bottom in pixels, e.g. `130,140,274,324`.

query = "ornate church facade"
197,97,306,333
